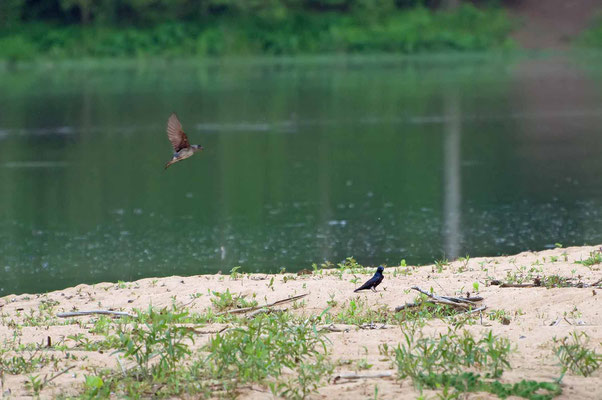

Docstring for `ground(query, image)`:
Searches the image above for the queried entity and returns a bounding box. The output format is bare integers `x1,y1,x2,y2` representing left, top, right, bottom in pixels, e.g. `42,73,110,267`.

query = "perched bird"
164,113,204,169
354,266,385,292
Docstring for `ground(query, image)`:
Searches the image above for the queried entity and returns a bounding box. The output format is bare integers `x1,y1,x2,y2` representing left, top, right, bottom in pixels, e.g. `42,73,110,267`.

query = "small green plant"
488,309,511,325
553,331,601,379
336,298,391,325
26,374,44,396
118,305,195,379
356,358,373,371
230,265,242,279
434,258,449,273
327,293,338,307
457,255,470,272
83,375,106,398
210,289,257,311
89,316,113,335
576,249,602,267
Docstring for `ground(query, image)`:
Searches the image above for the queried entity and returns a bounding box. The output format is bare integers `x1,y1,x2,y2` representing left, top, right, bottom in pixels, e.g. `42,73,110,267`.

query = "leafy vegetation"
553,331,602,379
575,249,602,267
205,312,333,397
579,14,602,48
210,289,258,311
0,4,516,61
386,325,562,399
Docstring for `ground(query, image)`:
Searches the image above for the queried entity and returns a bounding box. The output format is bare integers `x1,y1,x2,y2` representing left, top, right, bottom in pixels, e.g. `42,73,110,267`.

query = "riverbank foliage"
0,1,515,61
579,14,602,48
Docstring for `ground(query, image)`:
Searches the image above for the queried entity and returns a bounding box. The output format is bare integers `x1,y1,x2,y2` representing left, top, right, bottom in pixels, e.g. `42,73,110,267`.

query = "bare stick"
411,287,471,309
318,324,351,333
246,308,286,318
116,356,127,377
216,293,309,316
440,295,483,303
499,283,535,288
43,365,76,386
461,306,487,315
394,302,422,312
333,372,393,383
57,310,135,318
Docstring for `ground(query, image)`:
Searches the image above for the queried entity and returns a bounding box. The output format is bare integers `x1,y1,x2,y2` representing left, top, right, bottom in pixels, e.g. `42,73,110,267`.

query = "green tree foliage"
0,1,517,59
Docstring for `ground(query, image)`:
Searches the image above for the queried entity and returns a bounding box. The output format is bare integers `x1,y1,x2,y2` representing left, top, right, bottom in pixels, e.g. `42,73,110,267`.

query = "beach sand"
1,245,600,399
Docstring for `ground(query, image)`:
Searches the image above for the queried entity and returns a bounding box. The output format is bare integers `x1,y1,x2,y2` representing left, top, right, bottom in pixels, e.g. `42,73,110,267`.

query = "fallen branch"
494,277,602,289
395,287,484,313
394,302,422,312
411,287,478,309
333,372,393,383
359,323,396,330
500,283,535,288
57,310,135,318
246,308,287,318
216,293,309,316
318,324,351,333
43,365,76,386
461,306,487,315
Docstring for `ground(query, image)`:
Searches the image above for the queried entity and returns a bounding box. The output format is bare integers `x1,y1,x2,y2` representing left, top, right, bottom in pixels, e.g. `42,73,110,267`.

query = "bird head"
192,145,204,152
377,265,385,273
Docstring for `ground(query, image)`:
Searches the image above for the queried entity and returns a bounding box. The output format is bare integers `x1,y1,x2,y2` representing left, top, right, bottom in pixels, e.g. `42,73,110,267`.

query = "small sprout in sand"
488,309,511,325
434,258,449,273
356,358,373,371
327,293,338,307
230,265,242,279
457,255,470,272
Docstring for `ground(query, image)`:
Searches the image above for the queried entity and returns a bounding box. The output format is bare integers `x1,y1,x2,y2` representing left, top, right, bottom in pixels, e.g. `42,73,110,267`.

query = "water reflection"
1,55,602,295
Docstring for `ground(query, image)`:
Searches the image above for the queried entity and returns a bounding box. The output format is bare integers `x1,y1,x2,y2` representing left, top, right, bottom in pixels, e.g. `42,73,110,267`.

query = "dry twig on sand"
492,277,602,289
57,310,135,318
216,293,309,316
394,287,485,313
333,372,393,383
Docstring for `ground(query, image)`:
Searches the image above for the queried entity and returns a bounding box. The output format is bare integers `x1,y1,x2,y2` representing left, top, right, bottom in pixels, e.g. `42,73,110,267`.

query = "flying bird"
164,113,204,169
354,266,385,292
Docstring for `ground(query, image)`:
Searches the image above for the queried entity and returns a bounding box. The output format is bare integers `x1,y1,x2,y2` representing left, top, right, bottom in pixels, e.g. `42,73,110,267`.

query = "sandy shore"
1,245,601,399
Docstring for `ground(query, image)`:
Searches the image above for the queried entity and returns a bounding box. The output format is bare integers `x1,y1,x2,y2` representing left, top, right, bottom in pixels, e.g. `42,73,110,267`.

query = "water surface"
1,55,602,295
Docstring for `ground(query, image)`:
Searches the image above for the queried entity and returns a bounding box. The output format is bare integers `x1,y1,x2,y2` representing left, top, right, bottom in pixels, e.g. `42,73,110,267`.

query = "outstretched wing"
166,113,190,152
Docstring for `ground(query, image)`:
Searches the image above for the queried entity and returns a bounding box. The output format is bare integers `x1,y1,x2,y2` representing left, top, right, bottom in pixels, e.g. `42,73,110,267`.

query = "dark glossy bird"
164,113,204,169
354,266,385,292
